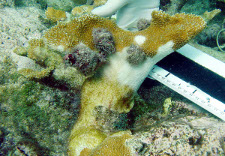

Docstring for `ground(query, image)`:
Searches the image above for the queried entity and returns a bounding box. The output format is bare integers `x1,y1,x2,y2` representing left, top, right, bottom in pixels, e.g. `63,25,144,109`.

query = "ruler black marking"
156,52,225,104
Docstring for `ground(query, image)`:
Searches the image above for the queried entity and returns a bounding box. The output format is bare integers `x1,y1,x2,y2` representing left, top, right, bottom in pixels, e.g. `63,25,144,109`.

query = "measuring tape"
148,65,225,121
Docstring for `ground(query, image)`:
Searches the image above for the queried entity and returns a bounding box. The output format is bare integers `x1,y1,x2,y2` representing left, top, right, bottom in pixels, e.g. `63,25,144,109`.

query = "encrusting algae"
15,10,206,156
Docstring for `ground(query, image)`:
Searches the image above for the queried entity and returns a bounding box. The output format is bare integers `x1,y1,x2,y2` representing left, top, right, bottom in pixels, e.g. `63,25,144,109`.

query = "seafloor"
1,0,225,155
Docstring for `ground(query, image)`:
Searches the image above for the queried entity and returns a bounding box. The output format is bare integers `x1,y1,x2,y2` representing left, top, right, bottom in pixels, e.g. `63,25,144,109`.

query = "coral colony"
17,10,205,155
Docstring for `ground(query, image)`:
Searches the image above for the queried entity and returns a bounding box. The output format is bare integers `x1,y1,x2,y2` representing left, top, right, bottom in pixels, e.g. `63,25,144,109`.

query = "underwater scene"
1,0,225,155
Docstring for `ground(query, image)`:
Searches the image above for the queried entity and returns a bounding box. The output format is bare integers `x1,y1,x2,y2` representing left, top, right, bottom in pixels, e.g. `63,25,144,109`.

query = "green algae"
0,55,79,155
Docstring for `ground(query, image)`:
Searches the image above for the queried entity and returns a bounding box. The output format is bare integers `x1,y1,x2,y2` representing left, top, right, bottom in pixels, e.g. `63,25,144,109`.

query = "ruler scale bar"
156,51,225,104
177,44,225,79
148,65,225,121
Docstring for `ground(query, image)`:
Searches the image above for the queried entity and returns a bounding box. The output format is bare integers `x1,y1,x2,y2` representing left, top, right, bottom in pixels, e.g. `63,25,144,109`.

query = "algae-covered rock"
0,53,80,155
0,7,46,50
128,117,225,155
0,6,82,155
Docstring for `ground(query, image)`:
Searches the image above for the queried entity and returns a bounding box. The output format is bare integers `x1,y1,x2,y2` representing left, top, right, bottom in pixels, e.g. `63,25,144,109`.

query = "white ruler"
148,44,225,121
177,44,225,79
148,65,225,121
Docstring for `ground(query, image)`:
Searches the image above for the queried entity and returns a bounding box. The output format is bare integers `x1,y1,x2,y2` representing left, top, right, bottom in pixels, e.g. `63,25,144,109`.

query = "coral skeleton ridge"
16,10,205,156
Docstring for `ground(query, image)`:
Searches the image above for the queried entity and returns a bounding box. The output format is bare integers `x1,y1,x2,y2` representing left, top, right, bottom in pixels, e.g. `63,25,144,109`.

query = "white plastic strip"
177,44,225,79
148,65,225,121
